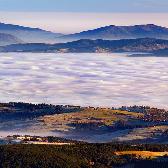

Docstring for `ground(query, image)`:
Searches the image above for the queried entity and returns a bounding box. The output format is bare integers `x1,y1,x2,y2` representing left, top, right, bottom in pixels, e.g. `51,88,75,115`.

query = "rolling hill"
1,38,168,54
59,24,168,42
0,33,22,46
0,102,167,144
0,22,63,43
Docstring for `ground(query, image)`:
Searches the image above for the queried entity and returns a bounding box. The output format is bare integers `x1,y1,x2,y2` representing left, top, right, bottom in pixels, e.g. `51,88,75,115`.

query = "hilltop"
1,38,168,55
0,33,22,46
59,24,168,41
0,22,63,43
0,102,167,143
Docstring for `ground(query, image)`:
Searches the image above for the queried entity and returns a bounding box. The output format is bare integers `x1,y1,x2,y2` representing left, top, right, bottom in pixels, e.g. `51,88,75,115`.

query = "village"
5,135,77,145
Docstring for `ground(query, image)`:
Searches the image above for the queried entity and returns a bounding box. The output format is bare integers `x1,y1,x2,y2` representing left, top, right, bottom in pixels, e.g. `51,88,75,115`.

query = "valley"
0,102,167,143
0,1,168,167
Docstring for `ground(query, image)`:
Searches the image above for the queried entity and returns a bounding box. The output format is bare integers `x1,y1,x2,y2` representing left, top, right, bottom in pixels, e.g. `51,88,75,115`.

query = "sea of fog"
0,52,168,109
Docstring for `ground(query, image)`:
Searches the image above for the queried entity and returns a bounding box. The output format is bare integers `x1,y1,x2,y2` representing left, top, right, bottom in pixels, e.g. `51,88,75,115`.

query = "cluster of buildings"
7,135,45,143
143,108,168,122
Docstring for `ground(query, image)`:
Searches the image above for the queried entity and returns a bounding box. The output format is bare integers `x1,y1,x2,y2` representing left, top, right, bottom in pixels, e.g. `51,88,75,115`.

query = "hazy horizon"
0,12,168,34
0,0,168,33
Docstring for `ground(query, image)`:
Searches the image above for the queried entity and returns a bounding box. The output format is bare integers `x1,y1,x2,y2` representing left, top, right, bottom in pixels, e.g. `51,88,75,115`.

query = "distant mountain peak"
0,22,63,43
0,22,57,33
0,32,22,46
60,24,168,42
95,24,167,31
134,24,157,27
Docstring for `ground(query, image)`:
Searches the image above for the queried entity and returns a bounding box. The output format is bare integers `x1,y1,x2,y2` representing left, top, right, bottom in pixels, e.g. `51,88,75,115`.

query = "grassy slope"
0,144,168,168
115,151,168,159
39,108,143,131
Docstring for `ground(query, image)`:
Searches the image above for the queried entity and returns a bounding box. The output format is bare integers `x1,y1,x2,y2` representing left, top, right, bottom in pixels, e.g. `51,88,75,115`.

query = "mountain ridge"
0,22,63,43
1,22,168,43
1,38,168,55
0,32,22,46
59,24,168,41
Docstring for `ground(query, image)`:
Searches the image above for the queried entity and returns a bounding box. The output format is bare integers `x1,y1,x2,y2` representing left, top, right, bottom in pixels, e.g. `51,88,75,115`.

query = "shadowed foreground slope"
0,144,168,168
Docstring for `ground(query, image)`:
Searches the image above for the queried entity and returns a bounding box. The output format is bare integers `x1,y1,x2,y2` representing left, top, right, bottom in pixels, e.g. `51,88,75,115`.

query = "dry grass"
38,108,143,131
24,142,73,145
117,125,168,142
115,151,168,159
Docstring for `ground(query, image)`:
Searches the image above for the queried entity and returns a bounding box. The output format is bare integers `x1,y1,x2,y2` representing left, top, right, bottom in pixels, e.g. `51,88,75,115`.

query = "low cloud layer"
0,53,168,108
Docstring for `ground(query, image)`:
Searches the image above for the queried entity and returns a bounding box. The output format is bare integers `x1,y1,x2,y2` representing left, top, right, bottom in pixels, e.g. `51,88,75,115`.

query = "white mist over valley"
0,52,168,108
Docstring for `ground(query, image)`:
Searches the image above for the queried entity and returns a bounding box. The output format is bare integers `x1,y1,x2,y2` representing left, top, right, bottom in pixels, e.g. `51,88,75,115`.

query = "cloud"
0,52,168,108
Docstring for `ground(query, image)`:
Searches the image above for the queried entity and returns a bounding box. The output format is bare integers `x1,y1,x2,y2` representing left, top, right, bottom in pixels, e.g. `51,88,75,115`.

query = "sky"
0,0,168,33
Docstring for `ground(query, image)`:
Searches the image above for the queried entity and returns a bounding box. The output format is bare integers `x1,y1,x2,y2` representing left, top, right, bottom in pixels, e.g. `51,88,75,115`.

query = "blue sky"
0,0,168,13
0,0,168,33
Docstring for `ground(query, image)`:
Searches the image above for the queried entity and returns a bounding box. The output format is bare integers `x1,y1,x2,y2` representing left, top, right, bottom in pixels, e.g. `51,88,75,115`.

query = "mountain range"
59,24,168,42
1,23,168,43
0,22,63,45
1,38,168,55
1,22,168,55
